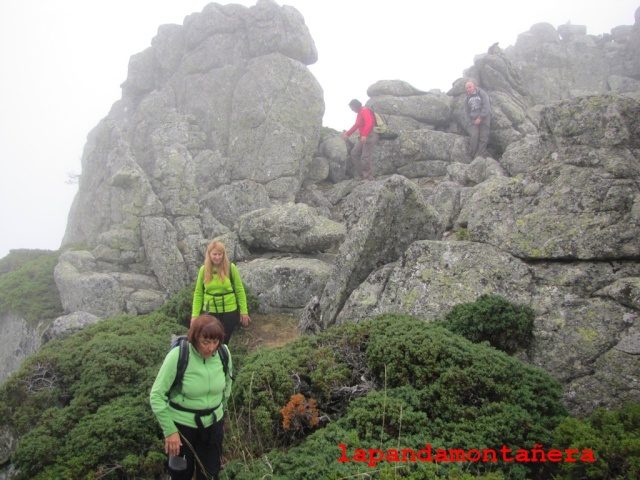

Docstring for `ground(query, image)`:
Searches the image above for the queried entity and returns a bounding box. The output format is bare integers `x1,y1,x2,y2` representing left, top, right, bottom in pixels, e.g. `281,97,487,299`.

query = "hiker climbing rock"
342,99,379,181
464,80,491,159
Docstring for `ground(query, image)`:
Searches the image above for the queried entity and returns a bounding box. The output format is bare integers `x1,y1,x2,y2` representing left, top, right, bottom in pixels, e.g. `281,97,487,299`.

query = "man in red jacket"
342,99,379,181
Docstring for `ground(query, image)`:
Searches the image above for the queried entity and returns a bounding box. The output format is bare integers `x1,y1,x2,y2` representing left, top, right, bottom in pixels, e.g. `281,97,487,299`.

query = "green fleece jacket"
191,263,248,317
149,343,232,438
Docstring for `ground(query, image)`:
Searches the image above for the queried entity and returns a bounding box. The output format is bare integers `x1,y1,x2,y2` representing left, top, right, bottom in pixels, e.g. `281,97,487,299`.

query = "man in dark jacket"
464,81,491,158
342,99,378,181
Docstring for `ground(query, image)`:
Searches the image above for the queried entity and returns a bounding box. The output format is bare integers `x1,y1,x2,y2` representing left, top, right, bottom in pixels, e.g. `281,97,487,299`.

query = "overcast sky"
0,0,636,259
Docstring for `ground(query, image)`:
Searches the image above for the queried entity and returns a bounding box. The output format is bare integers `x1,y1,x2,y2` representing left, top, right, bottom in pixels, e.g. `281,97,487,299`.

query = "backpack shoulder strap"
229,264,235,290
218,343,233,381
372,108,383,126
171,336,190,393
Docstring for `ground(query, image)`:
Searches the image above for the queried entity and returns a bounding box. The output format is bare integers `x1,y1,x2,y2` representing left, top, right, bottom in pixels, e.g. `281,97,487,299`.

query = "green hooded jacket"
150,342,232,437
191,263,248,317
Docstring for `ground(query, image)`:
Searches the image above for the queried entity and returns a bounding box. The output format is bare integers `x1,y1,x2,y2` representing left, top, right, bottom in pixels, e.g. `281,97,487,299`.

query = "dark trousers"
469,116,491,158
216,310,240,344
351,132,379,180
168,419,224,480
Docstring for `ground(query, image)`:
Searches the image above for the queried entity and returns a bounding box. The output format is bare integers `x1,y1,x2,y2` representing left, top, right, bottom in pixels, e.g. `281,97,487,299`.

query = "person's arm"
231,263,251,325
479,89,491,118
224,348,233,402
343,110,364,139
149,348,181,438
191,266,205,320
344,123,358,139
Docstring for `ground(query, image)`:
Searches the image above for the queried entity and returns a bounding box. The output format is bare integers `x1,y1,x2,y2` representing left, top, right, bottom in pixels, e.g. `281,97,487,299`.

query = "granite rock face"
0,313,43,385
27,2,640,416
334,92,640,415
59,0,324,316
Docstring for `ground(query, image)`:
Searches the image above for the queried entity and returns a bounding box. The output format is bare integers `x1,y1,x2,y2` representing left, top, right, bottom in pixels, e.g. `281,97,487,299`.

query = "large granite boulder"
54,250,166,317
237,203,346,253
42,311,101,343
338,240,534,324
318,175,445,327
59,0,323,318
239,256,333,313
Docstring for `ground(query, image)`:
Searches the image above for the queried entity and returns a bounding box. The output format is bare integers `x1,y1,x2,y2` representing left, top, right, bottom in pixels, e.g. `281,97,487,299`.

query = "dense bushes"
553,402,640,479
227,333,351,450
440,294,535,354
225,314,567,479
2,279,637,479
0,279,259,479
158,284,194,327
2,312,183,479
0,249,63,324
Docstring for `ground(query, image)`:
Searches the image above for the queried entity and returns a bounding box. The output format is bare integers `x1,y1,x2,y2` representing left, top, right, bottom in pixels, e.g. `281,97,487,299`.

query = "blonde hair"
204,240,230,284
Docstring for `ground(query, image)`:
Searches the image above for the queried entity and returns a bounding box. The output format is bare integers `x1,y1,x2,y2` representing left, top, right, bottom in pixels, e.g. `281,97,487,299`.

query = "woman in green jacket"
192,240,250,344
150,315,232,480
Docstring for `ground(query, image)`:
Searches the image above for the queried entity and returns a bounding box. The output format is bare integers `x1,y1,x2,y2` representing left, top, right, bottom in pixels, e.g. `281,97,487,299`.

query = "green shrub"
455,228,470,241
245,286,260,313
229,334,350,450
0,248,57,274
441,294,535,354
4,312,181,479
158,284,194,327
0,249,63,324
0,304,565,480
552,403,640,479
227,314,567,480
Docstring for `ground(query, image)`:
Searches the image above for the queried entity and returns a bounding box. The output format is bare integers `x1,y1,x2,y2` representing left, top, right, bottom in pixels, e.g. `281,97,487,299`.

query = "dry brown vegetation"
229,313,300,352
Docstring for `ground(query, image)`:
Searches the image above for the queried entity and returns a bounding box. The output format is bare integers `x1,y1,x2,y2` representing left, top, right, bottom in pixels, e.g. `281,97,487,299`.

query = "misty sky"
0,0,637,258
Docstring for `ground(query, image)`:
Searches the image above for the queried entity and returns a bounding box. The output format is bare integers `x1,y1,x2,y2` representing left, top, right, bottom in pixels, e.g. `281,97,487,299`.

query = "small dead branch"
22,362,59,393
298,296,322,335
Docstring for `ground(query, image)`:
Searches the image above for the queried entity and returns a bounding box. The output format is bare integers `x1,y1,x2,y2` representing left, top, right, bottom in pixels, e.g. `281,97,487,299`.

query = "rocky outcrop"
334,93,640,415
55,3,640,327
54,250,166,317
338,240,534,324
0,314,43,385
26,1,639,417
508,15,640,105
317,175,445,327
239,256,334,313
461,93,640,260
58,0,323,315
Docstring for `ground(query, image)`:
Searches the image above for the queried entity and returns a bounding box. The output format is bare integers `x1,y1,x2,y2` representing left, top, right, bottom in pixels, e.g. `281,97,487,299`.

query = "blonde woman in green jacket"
150,315,232,480
191,240,250,344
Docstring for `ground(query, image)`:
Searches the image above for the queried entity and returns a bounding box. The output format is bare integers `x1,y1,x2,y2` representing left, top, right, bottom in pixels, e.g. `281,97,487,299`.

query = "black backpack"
168,336,232,394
